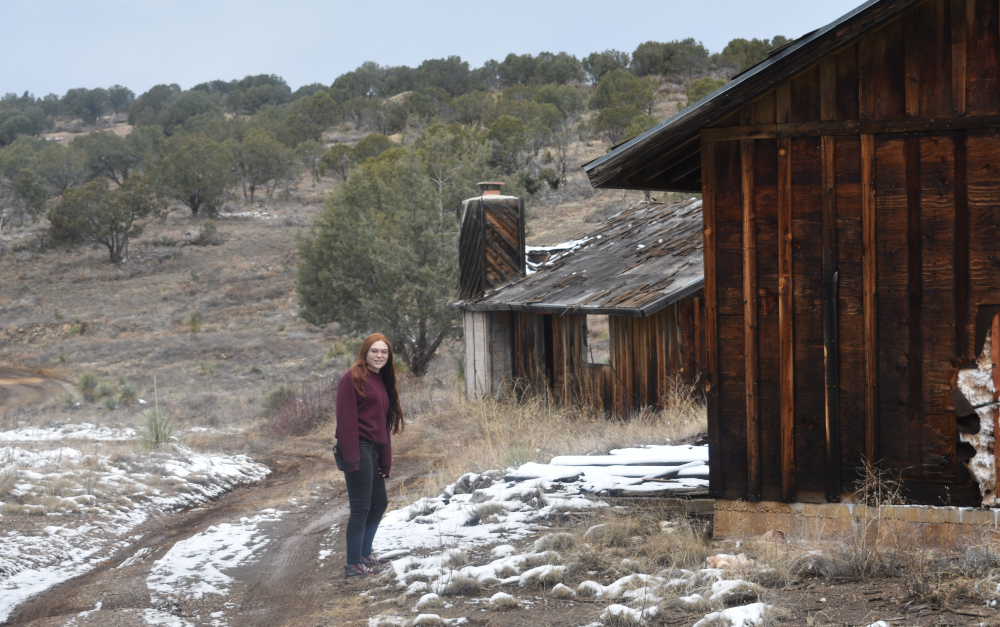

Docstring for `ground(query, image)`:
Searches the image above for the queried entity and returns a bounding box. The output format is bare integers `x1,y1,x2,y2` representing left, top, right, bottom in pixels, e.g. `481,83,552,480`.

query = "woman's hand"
379,470,388,478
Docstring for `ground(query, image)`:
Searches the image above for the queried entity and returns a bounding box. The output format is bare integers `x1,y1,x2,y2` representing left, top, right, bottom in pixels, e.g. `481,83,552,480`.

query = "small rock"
706,553,753,570
761,529,786,544
659,521,681,534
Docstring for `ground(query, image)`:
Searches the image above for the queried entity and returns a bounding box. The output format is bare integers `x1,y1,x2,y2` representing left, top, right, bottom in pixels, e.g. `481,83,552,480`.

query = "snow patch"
147,509,285,601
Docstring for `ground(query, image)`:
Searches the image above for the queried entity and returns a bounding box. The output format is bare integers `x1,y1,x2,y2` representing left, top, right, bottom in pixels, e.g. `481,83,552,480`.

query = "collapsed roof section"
453,198,704,317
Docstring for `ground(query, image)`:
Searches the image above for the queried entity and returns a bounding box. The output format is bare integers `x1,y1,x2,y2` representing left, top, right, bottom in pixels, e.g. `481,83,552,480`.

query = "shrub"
249,364,263,374
96,381,116,399
137,408,176,448
118,382,138,404
197,360,217,376
101,396,119,411
0,449,17,494
496,446,535,470
183,311,202,333
196,218,222,245
266,378,337,436
441,575,481,597
76,371,99,401
260,385,296,416
466,502,507,526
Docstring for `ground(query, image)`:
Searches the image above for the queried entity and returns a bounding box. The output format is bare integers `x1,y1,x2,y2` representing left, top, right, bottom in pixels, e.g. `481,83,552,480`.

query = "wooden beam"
822,136,841,502
905,135,923,471
778,137,795,501
701,124,777,143
954,131,969,358
742,139,761,501
951,0,968,116
702,141,722,497
701,114,1000,142
862,134,878,464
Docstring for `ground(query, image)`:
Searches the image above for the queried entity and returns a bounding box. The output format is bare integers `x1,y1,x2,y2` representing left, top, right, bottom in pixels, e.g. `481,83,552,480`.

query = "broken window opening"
584,315,611,365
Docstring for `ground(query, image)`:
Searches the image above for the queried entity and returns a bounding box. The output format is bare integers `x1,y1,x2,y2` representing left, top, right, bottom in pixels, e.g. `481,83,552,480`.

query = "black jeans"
343,438,387,565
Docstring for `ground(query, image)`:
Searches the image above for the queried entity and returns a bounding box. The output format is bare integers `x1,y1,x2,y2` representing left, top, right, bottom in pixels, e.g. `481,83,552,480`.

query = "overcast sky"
5,0,866,97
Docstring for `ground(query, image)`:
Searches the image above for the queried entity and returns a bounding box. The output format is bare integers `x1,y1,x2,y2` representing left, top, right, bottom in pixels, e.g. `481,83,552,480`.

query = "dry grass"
379,375,706,506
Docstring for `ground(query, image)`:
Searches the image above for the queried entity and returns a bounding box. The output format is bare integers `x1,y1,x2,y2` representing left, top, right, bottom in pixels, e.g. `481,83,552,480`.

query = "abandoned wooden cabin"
584,0,1000,506
454,185,706,416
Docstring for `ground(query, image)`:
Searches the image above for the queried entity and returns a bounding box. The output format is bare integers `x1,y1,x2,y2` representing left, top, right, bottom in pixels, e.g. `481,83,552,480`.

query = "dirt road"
0,368,73,414
4,453,425,627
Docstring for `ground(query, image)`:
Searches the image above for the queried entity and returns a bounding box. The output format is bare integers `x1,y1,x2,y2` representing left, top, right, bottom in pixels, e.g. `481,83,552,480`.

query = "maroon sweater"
335,368,392,476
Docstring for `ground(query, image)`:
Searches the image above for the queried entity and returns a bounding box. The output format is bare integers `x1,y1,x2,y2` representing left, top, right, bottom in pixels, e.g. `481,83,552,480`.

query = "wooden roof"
581,0,922,192
454,199,704,317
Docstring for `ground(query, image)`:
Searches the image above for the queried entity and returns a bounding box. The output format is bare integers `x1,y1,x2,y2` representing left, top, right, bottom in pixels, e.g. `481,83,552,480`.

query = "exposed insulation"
957,331,997,506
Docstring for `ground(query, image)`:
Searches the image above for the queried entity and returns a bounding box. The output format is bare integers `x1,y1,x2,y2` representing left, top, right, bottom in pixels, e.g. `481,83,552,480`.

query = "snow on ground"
0,437,270,623
147,508,286,604
368,450,771,626
218,210,279,221
374,471,605,553
507,444,709,495
0,422,137,442
0,423,243,443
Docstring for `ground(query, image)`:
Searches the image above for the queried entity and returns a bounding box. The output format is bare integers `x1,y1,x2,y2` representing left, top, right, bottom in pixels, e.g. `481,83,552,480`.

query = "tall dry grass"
381,374,706,505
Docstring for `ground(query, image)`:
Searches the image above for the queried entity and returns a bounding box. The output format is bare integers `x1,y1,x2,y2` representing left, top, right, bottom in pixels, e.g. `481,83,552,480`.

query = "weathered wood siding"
701,0,1000,505
507,300,704,416
463,311,513,399
458,197,526,300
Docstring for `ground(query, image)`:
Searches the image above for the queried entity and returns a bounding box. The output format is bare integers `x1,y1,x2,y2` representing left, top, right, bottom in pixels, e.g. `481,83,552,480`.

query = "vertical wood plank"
904,12,921,117
954,132,969,359
820,58,837,121
967,0,1000,115
951,0,968,115
702,141,722,497
906,135,923,472
822,136,842,501
862,134,879,464
658,309,668,406
667,303,684,377
778,137,795,501
743,139,761,501
776,83,791,124
681,298,696,386
694,296,702,391
859,34,875,120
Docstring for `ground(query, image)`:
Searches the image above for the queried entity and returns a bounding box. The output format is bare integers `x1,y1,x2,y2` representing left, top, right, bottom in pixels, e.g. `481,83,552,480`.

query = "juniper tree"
297,148,459,376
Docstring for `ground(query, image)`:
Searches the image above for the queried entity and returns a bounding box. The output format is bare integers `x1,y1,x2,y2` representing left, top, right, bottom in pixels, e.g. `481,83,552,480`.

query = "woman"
335,333,404,579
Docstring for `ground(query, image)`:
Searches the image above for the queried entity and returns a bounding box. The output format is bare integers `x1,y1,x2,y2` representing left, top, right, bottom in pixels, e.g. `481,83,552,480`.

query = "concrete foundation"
714,500,1000,549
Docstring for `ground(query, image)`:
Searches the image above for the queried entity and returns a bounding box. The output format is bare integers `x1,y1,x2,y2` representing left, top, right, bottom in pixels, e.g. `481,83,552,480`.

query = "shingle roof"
453,199,704,317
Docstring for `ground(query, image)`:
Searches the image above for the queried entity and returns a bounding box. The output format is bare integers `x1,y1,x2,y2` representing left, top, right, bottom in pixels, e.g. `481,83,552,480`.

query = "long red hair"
350,333,404,434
